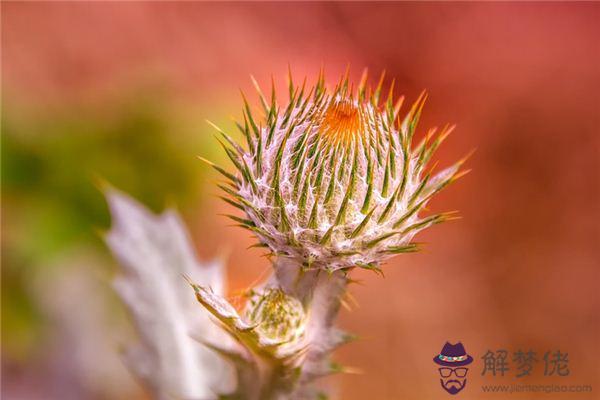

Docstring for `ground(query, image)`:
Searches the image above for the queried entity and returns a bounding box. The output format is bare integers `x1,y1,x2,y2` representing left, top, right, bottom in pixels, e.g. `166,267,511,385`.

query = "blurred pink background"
2,3,599,399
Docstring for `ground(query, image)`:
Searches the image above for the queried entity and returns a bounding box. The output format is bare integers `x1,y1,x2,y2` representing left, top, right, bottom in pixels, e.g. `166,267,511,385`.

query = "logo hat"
433,342,473,367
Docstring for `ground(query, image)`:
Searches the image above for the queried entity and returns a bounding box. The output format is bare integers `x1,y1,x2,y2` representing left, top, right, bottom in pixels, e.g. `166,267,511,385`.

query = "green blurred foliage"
1,96,218,361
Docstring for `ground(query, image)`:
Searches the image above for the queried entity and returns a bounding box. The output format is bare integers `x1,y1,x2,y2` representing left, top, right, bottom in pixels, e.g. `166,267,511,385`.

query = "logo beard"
440,378,467,395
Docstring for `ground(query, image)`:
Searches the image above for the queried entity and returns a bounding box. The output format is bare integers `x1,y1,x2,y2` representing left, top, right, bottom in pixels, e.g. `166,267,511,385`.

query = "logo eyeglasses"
438,367,468,378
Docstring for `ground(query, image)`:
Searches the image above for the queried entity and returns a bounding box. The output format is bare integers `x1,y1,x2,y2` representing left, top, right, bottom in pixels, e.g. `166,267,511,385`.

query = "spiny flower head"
207,69,468,272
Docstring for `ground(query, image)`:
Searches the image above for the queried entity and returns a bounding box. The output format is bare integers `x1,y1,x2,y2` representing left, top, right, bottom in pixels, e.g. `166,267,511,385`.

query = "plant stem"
265,257,349,397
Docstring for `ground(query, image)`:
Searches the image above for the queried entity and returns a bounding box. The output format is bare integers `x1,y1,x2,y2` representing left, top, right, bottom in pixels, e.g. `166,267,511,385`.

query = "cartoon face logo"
433,342,473,395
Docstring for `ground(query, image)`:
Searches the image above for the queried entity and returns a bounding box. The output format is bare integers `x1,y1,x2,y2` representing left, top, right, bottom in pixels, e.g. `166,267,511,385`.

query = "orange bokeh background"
2,3,599,399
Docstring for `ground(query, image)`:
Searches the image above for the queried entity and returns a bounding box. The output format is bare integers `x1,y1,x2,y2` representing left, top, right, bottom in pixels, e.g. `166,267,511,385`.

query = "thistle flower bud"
209,70,468,272
245,288,306,343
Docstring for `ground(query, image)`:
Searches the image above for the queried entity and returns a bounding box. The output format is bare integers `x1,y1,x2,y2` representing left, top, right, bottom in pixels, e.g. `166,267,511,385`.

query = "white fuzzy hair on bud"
207,69,469,273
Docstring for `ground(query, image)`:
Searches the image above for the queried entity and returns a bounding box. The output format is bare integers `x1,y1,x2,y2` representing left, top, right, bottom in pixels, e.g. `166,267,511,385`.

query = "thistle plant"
105,69,468,400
